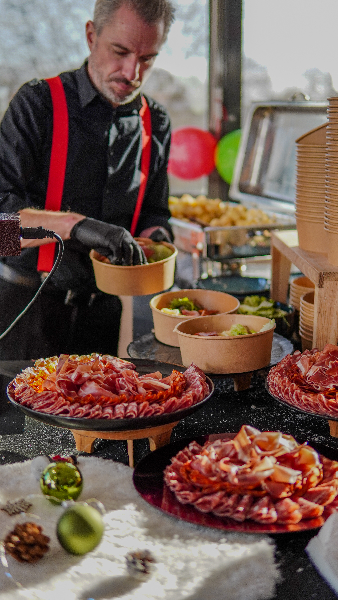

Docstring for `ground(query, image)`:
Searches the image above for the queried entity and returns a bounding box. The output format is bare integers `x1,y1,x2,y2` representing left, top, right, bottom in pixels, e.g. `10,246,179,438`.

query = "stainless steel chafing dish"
170,99,328,278
170,210,295,262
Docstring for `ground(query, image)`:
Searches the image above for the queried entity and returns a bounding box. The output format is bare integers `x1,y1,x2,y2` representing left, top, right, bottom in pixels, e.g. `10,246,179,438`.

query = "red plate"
133,434,336,534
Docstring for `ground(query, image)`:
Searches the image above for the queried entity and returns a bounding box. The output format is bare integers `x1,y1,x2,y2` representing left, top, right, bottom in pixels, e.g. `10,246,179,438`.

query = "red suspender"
130,96,152,236
37,80,151,272
37,76,69,272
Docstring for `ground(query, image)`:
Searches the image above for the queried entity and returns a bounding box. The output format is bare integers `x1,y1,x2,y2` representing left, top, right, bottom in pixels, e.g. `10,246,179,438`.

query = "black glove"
148,227,173,243
70,218,146,265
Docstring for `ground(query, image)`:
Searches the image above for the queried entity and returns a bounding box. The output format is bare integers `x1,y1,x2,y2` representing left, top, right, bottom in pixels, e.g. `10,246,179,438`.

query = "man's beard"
99,77,142,105
88,58,152,106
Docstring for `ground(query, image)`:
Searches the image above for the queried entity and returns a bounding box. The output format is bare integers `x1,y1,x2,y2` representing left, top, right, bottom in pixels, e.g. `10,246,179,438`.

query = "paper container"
301,336,313,351
296,217,328,253
150,288,240,347
174,314,275,374
90,241,178,296
290,277,315,310
296,124,327,146
299,316,314,330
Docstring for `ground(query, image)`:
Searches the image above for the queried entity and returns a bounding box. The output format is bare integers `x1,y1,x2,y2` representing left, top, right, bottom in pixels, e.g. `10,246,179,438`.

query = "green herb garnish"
168,297,200,312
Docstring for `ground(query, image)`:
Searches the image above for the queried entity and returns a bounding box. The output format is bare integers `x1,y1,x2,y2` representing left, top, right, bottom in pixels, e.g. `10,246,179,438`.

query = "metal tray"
170,212,295,260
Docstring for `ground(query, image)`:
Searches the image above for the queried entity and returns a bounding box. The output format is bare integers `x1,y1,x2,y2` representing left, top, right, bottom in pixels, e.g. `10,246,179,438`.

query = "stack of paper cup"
289,276,315,311
299,291,314,350
295,123,328,253
325,97,338,265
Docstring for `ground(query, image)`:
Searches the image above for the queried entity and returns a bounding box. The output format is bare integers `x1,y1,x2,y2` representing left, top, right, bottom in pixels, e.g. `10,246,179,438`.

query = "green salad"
238,296,288,319
168,297,200,312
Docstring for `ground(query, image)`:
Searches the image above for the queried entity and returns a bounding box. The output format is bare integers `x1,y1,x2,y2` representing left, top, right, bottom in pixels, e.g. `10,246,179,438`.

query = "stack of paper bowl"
295,123,328,253
325,97,338,266
289,276,315,311
299,291,314,350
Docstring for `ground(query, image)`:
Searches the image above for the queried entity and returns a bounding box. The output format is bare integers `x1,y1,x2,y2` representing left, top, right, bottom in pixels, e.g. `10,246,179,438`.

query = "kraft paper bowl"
150,289,240,347
90,240,178,296
174,313,275,374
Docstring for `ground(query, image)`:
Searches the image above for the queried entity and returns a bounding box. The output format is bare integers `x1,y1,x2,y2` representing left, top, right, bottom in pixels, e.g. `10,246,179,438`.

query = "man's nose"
122,56,140,82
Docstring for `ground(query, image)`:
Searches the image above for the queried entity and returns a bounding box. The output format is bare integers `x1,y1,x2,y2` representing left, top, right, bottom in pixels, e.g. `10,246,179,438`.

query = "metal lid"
230,100,328,214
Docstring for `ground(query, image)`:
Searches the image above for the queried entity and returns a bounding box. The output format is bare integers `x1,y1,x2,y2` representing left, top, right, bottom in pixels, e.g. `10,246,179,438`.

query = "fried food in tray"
169,194,276,228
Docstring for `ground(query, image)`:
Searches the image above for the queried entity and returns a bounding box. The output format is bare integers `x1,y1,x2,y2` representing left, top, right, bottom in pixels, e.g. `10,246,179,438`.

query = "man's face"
86,4,165,106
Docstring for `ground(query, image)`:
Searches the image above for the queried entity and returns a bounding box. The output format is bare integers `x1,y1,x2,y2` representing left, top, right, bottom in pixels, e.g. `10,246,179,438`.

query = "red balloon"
168,127,217,180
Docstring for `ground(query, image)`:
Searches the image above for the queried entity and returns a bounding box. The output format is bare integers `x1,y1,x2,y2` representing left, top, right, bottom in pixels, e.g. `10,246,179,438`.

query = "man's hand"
140,226,173,243
70,218,146,265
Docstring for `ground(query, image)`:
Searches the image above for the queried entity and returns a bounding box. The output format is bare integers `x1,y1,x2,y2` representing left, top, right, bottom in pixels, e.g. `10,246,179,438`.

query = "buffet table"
0,351,338,600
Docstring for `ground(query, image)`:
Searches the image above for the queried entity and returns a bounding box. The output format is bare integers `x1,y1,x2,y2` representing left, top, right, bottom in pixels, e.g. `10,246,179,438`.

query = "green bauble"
40,462,83,504
57,504,104,555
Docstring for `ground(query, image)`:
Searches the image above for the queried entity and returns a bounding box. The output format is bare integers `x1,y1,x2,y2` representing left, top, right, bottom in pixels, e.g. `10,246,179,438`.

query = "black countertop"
0,342,337,600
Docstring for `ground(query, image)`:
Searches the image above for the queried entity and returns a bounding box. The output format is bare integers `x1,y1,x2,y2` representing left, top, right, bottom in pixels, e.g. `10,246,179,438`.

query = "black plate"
196,275,269,298
266,381,338,422
6,359,214,432
133,434,334,534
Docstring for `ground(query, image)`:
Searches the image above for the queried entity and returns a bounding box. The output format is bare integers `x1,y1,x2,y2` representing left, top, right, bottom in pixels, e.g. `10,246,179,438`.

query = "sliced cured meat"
9,354,211,421
267,344,338,417
164,426,338,525
125,402,138,418
212,493,240,517
303,485,338,506
296,497,324,519
231,495,254,522
274,498,302,524
193,490,226,513
247,496,277,524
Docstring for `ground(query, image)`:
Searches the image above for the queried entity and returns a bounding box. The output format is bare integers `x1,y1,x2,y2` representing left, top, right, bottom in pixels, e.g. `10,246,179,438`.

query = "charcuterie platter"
6,357,214,433
133,430,338,535
266,344,338,422
266,383,338,423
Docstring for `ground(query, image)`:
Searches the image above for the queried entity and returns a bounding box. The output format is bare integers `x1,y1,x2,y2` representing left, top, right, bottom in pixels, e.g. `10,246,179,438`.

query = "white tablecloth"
0,457,279,600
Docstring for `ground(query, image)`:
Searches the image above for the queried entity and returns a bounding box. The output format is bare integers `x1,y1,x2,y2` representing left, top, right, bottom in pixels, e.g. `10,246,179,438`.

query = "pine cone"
4,522,50,563
126,549,156,580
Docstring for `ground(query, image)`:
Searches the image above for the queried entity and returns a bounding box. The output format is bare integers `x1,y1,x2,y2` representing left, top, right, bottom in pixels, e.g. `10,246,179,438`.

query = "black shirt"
0,62,172,292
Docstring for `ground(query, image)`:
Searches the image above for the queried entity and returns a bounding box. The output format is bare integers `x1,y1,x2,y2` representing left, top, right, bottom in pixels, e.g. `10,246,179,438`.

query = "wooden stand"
328,420,338,439
71,421,179,468
232,372,253,391
271,230,338,350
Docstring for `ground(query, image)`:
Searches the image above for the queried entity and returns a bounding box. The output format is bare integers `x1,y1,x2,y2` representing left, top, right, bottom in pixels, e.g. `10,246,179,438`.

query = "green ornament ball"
57,503,104,555
215,129,241,184
40,461,83,504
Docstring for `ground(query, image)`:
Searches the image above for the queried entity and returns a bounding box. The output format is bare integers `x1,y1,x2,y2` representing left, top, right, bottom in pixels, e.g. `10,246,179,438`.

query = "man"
0,0,176,359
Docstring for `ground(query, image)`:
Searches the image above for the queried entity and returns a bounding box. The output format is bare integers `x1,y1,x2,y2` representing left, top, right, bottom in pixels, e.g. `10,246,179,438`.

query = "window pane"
1,0,209,197
242,0,338,121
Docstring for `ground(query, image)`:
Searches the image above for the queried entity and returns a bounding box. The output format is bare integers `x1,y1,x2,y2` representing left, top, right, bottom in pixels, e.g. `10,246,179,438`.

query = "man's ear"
86,21,96,51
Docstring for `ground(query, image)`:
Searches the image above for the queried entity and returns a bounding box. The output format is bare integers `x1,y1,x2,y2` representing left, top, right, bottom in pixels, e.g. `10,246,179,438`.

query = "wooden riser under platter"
71,421,179,468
